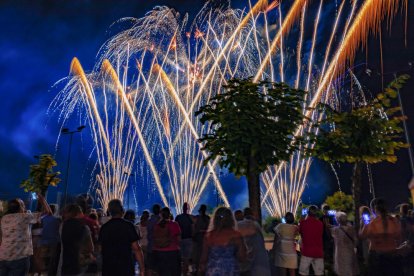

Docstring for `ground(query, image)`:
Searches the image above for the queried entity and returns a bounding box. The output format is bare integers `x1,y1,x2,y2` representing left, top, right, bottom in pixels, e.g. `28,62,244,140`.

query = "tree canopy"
196,78,307,176
21,154,61,194
309,74,409,164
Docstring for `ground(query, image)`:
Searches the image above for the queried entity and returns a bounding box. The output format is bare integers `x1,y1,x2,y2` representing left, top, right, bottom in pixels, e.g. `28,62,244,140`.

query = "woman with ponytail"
360,198,402,275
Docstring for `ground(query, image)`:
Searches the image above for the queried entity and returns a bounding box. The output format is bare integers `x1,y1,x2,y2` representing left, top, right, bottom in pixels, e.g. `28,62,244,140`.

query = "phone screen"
362,214,370,225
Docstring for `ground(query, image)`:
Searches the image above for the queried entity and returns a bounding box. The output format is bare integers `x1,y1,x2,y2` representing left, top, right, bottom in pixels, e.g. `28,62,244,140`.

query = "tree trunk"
352,162,363,231
247,156,262,225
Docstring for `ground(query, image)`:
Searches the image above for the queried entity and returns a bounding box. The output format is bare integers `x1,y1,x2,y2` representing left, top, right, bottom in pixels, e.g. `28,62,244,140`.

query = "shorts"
299,256,324,275
180,238,193,259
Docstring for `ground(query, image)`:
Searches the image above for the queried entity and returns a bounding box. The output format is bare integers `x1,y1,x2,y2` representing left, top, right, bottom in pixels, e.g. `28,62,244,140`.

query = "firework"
52,0,406,215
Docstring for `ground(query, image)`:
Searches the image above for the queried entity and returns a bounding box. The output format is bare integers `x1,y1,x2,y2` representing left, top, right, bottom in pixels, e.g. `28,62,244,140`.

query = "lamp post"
124,171,135,210
61,126,85,207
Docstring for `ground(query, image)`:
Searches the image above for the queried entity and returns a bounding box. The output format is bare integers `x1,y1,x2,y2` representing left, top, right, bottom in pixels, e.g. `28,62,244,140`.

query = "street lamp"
61,125,85,207
124,171,135,210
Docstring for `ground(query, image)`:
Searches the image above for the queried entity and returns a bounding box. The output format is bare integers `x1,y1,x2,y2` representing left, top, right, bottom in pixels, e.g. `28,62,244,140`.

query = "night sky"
0,0,413,214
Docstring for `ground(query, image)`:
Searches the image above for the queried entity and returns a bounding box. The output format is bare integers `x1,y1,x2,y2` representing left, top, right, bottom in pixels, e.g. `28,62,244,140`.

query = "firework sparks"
52,0,406,215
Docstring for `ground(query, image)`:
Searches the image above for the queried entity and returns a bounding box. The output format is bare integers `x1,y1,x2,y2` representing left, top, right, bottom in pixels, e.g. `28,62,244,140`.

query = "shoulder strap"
339,226,354,243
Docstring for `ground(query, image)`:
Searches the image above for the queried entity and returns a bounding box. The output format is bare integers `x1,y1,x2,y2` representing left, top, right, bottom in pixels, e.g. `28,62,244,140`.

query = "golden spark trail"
70,58,115,167
254,0,308,82
262,0,406,207
319,0,346,85
101,59,169,206
153,64,230,207
295,5,306,92
305,0,323,91
309,0,406,110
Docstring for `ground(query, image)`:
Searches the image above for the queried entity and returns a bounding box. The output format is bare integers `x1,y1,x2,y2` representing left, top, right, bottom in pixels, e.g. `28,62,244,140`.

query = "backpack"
153,221,172,248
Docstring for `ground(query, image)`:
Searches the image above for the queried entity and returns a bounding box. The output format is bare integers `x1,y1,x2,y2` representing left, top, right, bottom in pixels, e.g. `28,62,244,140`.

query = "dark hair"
89,213,98,221
243,207,254,219
108,199,124,217
285,212,295,224
198,204,207,214
308,205,318,217
124,209,136,222
6,199,23,214
183,202,189,213
152,204,161,215
64,204,83,219
211,207,235,231
321,204,330,212
49,204,57,215
371,198,389,231
159,207,171,228
400,204,409,216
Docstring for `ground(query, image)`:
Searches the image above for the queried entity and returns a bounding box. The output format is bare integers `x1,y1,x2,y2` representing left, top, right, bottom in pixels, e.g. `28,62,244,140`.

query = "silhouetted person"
61,204,94,275
147,204,161,276
193,204,210,274
234,210,244,222
175,202,194,275
360,198,402,276
153,207,181,276
99,199,144,276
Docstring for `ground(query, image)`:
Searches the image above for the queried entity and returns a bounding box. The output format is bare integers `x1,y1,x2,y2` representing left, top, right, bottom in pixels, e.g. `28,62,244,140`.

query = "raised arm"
37,194,52,215
132,242,145,276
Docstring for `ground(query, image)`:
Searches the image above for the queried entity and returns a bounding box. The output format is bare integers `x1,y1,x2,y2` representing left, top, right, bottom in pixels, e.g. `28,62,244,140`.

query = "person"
199,207,247,276
99,199,144,276
399,203,414,276
234,210,244,222
330,212,359,276
0,195,51,276
320,204,334,268
359,206,373,265
137,210,150,274
273,212,298,276
61,204,94,276
175,202,194,275
238,207,270,276
39,204,61,275
125,209,141,239
137,210,150,251
192,204,210,274
298,205,324,276
360,198,402,276
152,207,181,276
146,204,161,276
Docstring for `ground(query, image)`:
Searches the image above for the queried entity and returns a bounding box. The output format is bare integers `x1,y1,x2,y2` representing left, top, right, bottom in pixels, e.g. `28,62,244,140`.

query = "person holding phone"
0,194,52,275
330,212,359,276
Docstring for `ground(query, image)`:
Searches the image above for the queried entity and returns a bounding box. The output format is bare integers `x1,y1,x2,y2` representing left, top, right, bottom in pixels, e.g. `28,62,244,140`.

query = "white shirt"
0,212,41,261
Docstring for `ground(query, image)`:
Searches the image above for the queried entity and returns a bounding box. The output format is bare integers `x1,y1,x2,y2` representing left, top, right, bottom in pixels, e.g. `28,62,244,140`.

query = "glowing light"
52,0,406,215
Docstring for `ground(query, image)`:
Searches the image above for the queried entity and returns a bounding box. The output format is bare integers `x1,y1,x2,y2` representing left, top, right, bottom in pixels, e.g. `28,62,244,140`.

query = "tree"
21,154,61,195
196,78,307,222
324,191,354,221
309,75,409,229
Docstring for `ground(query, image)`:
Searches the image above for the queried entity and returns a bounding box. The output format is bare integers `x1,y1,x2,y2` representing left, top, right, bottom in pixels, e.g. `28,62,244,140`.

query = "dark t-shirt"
99,218,140,276
175,213,193,239
61,218,90,274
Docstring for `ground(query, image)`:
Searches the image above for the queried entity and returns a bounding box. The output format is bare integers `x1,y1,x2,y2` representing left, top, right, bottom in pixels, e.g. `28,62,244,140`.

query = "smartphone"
328,210,336,216
281,217,286,224
362,213,370,225
302,208,308,216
